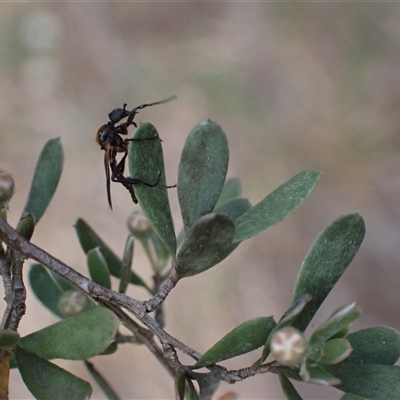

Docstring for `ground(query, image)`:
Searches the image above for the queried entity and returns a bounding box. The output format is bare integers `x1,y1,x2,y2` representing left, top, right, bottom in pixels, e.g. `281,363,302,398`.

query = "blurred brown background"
1,3,400,399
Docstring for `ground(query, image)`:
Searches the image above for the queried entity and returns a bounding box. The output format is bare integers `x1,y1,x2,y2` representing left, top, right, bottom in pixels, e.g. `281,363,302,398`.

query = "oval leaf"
279,371,304,400
309,338,353,365
214,198,252,260
215,198,251,221
129,123,176,255
175,372,186,400
20,308,118,360
75,218,149,290
23,138,63,223
300,360,341,385
196,368,222,399
291,213,366,331
178,120,229,232
176,213,235,278
29,263,75,318
87,247,111,289
16,347,92,400
343,327,400,365
119,234,134,294
186,378,200,400
215,177,242,208
195,317,277,368
234,170,320,243
325,363,400,399
308,303,361,348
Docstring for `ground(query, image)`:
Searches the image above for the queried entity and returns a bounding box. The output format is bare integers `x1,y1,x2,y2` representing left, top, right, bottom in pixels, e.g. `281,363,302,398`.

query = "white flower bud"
0,171,15,209
59,290,88,317
127,211,153,240
270,327,307,366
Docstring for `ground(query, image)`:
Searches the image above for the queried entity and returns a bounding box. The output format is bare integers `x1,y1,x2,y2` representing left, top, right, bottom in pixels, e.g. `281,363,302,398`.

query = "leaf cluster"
0,120,399,400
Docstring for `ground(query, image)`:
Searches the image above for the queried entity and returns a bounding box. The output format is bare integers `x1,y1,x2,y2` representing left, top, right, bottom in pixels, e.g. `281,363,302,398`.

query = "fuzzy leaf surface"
119,234,134,293
23,138,63,223
75,218,148,289
16,347,92,400
215,178,242,208
215,198,251,221
234,170,320,242
178,120,229,231
87,247,111,289
176,213,235,277
308,338,353,365
129,123,176,255
308,303,361,348
325,363,400,399
29,263,74,318
195,317,276,368
19,308,118,360
291,213,365,331
343,327,400,365
279,371,303,400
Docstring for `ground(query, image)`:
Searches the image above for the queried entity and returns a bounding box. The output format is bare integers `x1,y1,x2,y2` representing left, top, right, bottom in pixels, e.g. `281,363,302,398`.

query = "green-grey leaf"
75,218,149,290
215,177,242,208
197,368,222,400
119,235,134,294
176,213,235,278
195,317,276,368
300,360,341,386
308,338,353,364
150,231,170,268
175,372,186,400
19,308,118,360
279,371,304,400
84,360,120,400
214,198,252,258
87,247,112,289
215,198,251,221
0,330,20,348
291,213,365,331
178,120,229,232
308,303,361,348
29,263,74,318
325,363,400,399
279,294,313,326
16,347,92,400
234,170,320,243
23,138,63,223
129,123,176,255
343,327,400,365
186,378,200,400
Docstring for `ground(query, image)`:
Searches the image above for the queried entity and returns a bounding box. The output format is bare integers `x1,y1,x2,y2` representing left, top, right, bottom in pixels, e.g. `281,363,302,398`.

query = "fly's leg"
111,153,162,188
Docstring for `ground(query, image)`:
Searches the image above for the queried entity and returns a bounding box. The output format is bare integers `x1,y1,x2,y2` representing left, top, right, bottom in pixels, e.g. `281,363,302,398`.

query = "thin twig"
143,265,180,313
0,218,200,361
0,217,287,386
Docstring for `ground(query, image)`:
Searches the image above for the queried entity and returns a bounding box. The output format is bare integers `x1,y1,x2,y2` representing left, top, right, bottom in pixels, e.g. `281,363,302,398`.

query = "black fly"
96,95,176,209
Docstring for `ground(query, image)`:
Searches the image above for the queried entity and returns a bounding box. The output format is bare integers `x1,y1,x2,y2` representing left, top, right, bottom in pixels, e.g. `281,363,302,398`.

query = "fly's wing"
104,153,113,210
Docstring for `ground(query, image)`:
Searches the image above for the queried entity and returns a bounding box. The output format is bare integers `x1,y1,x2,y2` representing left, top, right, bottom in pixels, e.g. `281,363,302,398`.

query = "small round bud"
270,327,307,366
0,171,15,209
127,211,153,240
58,290,89,317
